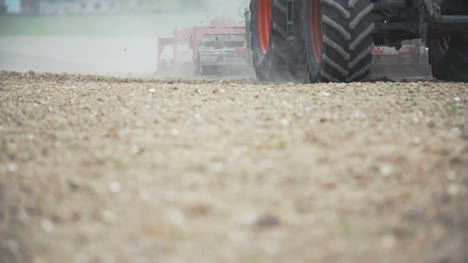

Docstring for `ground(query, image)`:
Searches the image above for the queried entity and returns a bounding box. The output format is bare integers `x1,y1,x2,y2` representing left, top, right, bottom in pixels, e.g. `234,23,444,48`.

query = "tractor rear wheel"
302,0,375,82
429,32,468,82
250,0,307,82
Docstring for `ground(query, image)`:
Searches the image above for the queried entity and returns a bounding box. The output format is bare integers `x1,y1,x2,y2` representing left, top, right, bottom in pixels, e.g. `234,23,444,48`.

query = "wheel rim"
258,0,271,54
310,0,322,62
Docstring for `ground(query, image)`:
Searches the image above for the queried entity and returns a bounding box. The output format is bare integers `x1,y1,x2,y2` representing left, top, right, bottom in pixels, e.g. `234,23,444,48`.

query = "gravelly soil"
0,71,467,263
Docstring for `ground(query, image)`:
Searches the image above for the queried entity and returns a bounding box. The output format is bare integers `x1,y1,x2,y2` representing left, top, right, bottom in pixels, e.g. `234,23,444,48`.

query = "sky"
5,0,20,14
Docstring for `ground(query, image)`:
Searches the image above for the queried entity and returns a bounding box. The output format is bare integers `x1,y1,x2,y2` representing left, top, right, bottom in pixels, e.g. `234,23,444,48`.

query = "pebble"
100,210,118,225
7,163,17,173
6,239,19,254
447,171,457,180
170,129,179,136
41,219,55,233
131,146,141,155
380,235,396,249
256,215,281,229
166,209,185,226
354,111,366,118
109,181,122,193
280,119,289,127
379,164,393,177
447,184,461,196
210,162,225,173
194,113,203,122
239,211,258,225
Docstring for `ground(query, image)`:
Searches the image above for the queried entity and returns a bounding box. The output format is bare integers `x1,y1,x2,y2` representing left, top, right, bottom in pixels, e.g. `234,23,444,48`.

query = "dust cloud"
0,0,251,78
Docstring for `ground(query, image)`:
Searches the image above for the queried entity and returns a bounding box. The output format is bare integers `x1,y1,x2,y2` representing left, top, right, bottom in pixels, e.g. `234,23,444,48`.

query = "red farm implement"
158,26,248,75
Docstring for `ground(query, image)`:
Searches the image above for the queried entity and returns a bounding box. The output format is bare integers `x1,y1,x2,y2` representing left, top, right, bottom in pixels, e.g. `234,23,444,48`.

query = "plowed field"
0,72,467,263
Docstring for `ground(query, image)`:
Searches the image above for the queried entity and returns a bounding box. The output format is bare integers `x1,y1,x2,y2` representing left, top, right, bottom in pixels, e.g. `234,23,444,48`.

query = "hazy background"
0,0,250,76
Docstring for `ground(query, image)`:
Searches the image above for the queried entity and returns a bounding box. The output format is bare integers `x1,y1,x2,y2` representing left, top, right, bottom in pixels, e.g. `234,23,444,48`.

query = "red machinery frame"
158,27,193,66
158,26,246,67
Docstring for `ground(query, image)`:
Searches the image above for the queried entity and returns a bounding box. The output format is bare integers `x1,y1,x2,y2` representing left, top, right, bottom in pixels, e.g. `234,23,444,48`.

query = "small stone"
170,129,179,136
380,234,396,249
41,219,55,233
186,203,211,216
239,211,258,225
210,162,225,173
280,119,289,127
412,137,421,145
27,133,35,140
194,113,203,122
166,209,185,226
320,179,337,189
354,111,366,118
100,210,117,225
7,163,17,173
6,239,19,254
447,184,460,196
451,127,461,135
131,146,141,155
255,215,281,229
109,181,122,193
379,164,393,177
447,171,457,180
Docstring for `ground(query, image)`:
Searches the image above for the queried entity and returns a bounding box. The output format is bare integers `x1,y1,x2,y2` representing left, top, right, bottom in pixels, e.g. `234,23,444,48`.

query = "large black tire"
250,0,307,82
302,0,375,82
429,32,468,82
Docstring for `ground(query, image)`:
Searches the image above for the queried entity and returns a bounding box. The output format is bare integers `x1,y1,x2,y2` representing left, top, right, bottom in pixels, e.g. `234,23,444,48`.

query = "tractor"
249,0,468,82
158,26,248,75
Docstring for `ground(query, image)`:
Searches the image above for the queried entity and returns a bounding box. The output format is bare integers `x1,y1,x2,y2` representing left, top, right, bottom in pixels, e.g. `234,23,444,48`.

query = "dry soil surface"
0,72,467,263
